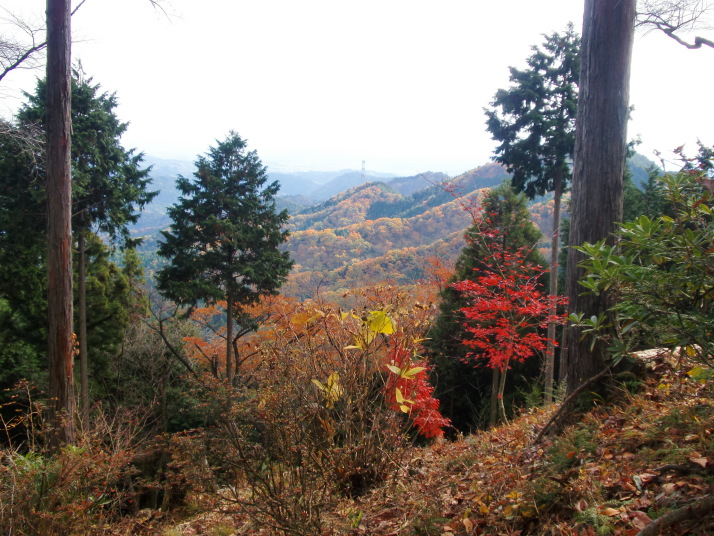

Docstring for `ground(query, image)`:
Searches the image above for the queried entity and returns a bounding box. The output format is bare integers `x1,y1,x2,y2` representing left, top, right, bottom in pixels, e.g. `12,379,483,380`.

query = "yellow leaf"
327,372,340,388
519,507,536,518
386,364,402,375
687,366,709,382
367,310,396,334
311,379,325,391
399,404,410,413
403,366,426,379
395,387,405,404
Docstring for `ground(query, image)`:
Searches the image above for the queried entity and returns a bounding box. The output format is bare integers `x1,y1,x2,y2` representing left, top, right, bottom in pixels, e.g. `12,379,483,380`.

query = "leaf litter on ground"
128,350,713,535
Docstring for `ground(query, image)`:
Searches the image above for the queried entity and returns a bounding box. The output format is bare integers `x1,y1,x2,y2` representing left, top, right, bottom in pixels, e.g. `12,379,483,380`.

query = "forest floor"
121,351,714,536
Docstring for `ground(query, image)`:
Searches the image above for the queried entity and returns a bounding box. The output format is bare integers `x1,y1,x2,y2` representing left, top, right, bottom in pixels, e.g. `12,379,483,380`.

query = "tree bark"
45,0,75,446
563,0,636,396
497,360,509,425
544,169,563,403
226,291,234,383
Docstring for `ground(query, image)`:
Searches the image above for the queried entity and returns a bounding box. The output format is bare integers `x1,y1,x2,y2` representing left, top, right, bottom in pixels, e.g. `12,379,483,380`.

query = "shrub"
574,150,714,369
0,400,142,536
198,286,449,534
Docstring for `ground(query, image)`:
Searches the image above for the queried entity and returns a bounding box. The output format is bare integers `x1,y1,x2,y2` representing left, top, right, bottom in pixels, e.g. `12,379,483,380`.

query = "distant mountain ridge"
132,156,448,235
133,154,659,302
282,163,512,300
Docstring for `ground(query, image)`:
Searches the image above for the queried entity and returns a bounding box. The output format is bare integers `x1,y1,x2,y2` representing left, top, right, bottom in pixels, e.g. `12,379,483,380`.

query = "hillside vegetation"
283,164,522,300
72,350,714,535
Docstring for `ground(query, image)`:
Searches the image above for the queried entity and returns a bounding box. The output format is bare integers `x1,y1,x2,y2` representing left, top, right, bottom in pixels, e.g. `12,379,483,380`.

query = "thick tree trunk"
544,170,563,403
78,226,89,425
46,0,75,445
563,0,635,396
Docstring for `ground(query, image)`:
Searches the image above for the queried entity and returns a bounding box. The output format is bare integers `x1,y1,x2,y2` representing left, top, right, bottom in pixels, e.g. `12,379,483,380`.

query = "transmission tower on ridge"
361,160,366,183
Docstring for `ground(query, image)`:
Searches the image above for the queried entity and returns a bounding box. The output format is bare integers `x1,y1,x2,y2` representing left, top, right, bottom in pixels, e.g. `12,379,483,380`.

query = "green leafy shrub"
574,151,714,368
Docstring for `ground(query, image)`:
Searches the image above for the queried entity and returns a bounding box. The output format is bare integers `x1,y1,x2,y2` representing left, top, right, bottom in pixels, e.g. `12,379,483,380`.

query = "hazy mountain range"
134,155,449,235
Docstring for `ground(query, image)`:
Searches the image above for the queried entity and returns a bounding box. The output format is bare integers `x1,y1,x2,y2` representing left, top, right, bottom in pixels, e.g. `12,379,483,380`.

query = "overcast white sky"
2,0,713,176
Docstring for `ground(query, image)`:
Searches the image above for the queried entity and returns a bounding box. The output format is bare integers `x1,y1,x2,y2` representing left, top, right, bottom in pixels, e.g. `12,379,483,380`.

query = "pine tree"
157,132,293,384
484,24,579,402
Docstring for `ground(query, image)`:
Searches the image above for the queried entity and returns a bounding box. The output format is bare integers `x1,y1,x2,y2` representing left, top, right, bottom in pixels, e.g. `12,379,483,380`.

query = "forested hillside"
131,155,654,304
3,2,714,534
282,163,515,300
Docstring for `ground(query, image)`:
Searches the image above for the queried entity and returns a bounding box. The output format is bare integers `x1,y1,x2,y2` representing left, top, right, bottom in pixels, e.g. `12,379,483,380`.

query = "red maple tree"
453,233,567,422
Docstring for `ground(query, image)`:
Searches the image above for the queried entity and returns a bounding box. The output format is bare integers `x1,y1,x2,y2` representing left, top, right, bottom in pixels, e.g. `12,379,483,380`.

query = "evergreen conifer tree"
157,132,293,384
18,71,156,420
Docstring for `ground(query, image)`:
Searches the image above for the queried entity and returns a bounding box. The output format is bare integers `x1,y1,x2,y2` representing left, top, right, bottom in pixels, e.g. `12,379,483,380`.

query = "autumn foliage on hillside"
281,164,559,302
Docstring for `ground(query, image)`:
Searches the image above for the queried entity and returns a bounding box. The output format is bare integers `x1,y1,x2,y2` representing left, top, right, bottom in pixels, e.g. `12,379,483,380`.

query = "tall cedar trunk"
563,0,635,396
46,0,75,445
78,226,89,424
226,290,234,383
544,170,563,403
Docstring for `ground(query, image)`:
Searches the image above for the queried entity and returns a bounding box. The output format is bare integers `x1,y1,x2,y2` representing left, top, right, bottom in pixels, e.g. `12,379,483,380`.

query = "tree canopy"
157,132,293,382
485,24,579,402
427,182,545,430
485,24,579,200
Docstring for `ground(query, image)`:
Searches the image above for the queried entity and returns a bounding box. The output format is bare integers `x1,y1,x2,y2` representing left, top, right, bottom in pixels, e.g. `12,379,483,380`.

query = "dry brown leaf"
661,482,677,495
601,507,621,517
462,517,474,533
629,510,652,530
689,456,708,468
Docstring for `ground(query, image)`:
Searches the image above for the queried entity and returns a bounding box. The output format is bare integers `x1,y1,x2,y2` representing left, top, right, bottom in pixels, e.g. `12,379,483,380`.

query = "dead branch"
636,494,714,536
533,364,613,443
0,0,166,85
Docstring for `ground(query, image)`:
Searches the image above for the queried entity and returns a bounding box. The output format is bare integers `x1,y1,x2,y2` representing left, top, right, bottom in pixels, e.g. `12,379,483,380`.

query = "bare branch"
638,0,714,49
0,118,45,171
0,8,46,83
0,0,112,85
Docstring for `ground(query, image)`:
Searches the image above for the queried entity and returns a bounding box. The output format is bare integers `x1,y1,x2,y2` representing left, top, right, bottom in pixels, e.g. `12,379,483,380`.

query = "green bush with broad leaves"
572,161,714,369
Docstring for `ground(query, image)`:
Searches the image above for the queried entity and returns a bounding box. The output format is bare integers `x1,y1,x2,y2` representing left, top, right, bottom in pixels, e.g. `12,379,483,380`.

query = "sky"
1,0,713,177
